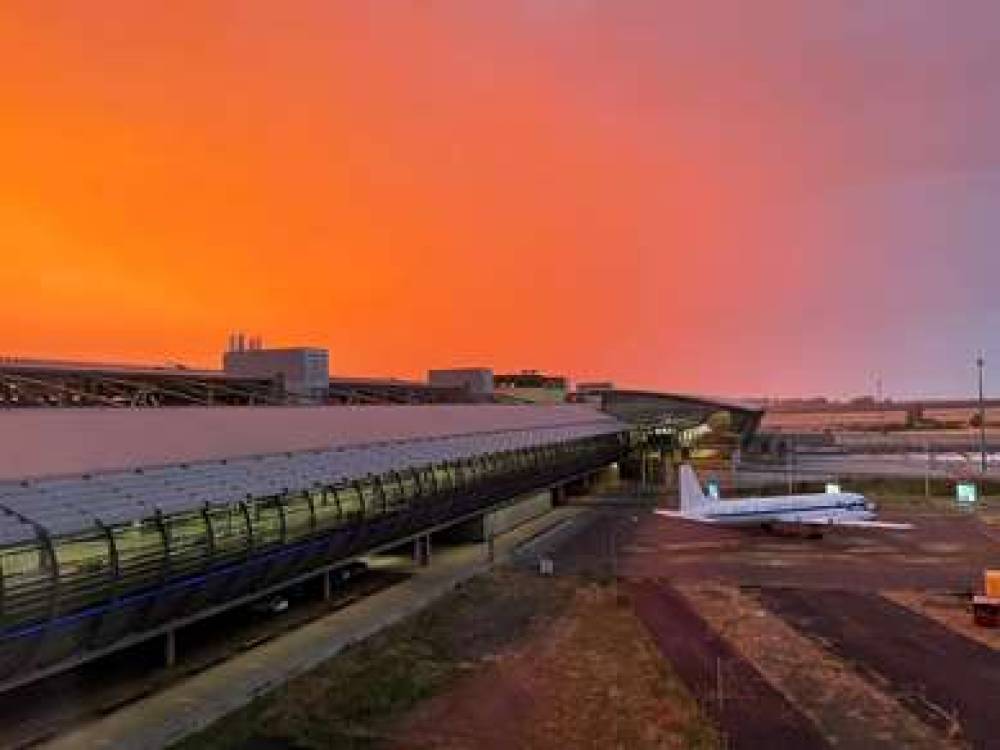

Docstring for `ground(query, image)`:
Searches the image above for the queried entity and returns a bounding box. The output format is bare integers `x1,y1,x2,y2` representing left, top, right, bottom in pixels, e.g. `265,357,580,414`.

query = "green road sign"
956,482,978,504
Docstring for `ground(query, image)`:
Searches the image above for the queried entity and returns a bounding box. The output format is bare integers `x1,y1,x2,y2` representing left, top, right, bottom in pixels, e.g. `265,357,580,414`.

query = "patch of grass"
649,659,719,750
174,569,575,750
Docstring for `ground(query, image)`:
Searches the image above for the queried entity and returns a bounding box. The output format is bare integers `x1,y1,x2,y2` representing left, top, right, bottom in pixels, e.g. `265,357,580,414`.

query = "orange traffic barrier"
986,570,1000,598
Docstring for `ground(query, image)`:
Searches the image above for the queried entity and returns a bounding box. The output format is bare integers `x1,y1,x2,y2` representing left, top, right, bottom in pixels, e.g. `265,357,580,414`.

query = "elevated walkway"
0,405,628,691
39,506,586,750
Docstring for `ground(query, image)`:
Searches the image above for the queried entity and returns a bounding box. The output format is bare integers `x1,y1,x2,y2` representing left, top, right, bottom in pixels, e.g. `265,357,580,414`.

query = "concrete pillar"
413,534,432,566
164,629,176,669
484,514,496,564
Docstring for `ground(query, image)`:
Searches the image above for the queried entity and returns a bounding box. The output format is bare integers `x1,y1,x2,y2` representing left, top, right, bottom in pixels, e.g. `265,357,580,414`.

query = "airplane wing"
798,518,914,530
654,509,716,523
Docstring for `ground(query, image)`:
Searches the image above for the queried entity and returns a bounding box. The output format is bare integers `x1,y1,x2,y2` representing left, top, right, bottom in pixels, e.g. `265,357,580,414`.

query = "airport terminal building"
0,348,761,691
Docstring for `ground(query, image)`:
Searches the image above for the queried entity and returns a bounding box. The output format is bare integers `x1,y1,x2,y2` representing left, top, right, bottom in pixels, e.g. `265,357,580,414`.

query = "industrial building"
427,367,495,396
494,370,569,403
222,340,330,401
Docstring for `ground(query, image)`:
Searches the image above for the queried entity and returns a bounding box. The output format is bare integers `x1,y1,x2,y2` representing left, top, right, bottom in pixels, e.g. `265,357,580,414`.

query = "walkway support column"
413,534,432,566
485,515,496,564
164,629,176,669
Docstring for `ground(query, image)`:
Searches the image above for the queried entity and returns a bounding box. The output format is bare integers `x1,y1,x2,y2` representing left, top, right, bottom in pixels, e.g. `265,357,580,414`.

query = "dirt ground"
883,590,1000,651
389,584,716,750
176,568,714,750
678,582,958,750
175,569,578,750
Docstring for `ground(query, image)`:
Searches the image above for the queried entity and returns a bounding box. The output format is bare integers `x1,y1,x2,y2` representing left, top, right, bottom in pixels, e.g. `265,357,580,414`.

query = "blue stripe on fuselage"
705,502,856,521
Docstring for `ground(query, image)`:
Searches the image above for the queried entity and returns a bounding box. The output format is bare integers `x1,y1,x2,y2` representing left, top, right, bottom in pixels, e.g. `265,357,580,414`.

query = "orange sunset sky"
3,3,1000,398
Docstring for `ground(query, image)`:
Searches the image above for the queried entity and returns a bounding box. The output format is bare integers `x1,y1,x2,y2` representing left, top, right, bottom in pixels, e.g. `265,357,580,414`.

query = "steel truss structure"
0,361,281,408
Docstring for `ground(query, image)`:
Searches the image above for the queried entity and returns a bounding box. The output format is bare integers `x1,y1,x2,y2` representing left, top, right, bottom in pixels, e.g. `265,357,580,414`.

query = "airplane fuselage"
664,464,911,531
691,492,874,526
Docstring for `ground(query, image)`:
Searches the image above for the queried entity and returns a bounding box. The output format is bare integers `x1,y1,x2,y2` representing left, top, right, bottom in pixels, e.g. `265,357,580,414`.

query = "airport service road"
758,589,1000,750
548,509,999,592
737,450,1000,484
630,580,830,750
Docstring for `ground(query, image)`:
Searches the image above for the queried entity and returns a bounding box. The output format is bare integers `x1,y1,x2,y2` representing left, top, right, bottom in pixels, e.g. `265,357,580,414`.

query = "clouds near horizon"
1,1,998,397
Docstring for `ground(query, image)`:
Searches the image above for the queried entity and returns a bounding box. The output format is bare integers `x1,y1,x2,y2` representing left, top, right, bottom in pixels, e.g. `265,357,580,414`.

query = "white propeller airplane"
656,464,913,532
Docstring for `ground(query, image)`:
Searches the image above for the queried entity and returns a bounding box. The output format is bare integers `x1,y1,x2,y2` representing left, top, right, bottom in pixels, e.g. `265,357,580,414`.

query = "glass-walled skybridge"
0,407,628,692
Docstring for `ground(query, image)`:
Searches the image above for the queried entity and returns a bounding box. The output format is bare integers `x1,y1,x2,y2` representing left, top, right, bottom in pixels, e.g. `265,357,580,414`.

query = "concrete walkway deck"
41,507,585,750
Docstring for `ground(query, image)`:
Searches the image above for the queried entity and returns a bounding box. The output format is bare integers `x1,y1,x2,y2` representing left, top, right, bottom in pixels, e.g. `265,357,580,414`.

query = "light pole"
977,354,987,473
785,439,795,494
924,436,931,499
609,515,638,597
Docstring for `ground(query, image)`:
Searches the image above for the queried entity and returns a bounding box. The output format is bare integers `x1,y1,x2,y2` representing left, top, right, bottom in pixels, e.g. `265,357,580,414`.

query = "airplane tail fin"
678,464,710,512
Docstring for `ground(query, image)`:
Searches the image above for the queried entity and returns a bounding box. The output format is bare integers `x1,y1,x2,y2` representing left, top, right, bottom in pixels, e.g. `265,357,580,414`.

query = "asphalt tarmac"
758,588,1000,750
550,507,998,592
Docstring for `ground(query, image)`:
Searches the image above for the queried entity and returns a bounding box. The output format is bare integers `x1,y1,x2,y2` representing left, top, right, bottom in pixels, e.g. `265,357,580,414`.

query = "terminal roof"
0,405,626,541
0,404,620,482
